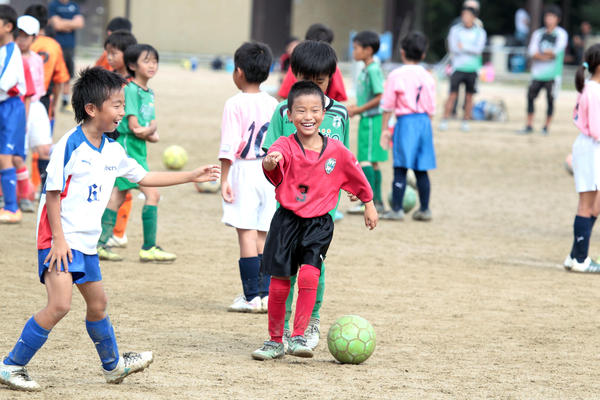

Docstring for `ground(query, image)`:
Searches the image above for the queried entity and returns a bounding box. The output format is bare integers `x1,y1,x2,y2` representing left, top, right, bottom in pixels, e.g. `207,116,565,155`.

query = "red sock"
292,265,320,337
16,167,30,201
268,278,291,343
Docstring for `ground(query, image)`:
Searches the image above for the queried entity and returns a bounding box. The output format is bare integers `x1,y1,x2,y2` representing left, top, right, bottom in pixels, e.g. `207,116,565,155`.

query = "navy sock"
571,215,597,258
414,170,431,211
572,216,593,263
392,167,407,212
239,257,260,300
86,316,120,371
257,253,270,298
4,316,50,366
37,159,50,191
0,167,18,212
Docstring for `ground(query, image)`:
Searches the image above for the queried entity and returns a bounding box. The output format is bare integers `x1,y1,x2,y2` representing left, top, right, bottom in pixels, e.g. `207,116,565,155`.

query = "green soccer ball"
162,145,188,170
327,315,376,364
387,185,417,213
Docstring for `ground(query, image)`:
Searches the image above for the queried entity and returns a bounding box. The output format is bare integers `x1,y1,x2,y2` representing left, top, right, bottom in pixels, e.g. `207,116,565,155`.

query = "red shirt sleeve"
16,58,36,99
326,67,347,102
340,148,373,203
263,138,287,186
277,67,296,99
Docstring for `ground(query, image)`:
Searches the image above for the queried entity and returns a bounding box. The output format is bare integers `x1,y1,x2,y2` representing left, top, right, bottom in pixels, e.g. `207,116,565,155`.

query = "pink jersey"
574,80,600,141
265,134,373,218
219,91,278,162
25,51,45,102
381,64,436,116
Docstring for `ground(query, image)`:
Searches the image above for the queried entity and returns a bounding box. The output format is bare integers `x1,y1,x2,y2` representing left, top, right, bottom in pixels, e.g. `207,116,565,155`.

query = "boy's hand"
380,130,392,150
364,201,378,230
347,104,359,118
263,151,282,171
191,165,221,183
44,238,73,274
346,190,359,202
221,180,234,203
147,131,159,143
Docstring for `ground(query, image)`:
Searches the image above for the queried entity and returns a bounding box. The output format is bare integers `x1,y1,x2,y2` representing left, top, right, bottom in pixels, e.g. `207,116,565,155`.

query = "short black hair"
72,67,127,123
305,23,334,43
234,41,272,84
0,5,17,33
353,30,380,54
291,40,337,80
544,4,562,20
104,30,137,53
24,4,47,29
288,80,325,111
124,43,159,77
401,32,428,62
107,17,132,33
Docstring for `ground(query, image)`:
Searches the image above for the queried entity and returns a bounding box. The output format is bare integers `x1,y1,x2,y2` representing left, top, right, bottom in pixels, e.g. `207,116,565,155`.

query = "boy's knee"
298,265,320,289
50,302,71,321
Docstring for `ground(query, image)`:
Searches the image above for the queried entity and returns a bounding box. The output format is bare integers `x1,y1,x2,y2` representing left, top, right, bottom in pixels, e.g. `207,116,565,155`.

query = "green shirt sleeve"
343,114,350,148
262,101,286,152
368,63,384,96
123,83,139,119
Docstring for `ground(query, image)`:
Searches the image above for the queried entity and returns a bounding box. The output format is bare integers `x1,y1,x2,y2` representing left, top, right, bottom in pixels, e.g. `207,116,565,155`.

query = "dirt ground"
1,62,600,400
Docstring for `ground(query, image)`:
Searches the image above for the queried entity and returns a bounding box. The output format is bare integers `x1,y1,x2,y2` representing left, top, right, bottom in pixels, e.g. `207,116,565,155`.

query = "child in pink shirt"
380,32,436,221
564,43,600,273
218,42,278,313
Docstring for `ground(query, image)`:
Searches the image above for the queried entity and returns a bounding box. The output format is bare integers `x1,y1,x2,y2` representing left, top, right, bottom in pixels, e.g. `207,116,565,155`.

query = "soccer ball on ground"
195,179,220,193
162,145,188,170
327,315,376,364
387,185,417,213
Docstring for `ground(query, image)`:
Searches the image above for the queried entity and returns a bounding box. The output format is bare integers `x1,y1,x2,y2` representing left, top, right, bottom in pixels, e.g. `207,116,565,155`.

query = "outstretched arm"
139,165,220,187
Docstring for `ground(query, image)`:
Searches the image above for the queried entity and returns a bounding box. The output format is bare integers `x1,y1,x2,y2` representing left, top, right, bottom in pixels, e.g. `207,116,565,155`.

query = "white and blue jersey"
36,126,147,254
0,42,27,157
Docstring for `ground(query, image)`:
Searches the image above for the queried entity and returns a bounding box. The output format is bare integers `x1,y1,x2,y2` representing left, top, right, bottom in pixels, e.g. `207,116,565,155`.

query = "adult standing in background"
514,7,530,45
48,0,84,112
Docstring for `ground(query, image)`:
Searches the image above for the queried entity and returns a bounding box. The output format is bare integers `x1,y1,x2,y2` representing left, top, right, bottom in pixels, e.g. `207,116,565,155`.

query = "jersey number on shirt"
87,184,101,202
296,184,309,202
240,121,269,159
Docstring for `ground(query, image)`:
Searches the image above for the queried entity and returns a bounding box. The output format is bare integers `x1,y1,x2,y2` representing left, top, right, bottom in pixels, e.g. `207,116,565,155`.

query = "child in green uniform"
97,44,174,262
348,31,387,213
262,40,350,351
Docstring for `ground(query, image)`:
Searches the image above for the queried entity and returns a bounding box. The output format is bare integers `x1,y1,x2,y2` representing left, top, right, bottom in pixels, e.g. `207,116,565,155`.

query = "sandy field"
1,62,600,400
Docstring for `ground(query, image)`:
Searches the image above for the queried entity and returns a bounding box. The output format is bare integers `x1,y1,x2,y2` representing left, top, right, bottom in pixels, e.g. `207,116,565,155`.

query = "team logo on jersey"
325,158,336,174
332,116,341,129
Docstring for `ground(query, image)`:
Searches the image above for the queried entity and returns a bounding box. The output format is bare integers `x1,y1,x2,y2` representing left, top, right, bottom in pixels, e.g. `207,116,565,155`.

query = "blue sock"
86,316,120,371
572,216,598,258
392,167,407,212
414,170,431,211
0,167,18,212
239,257,260,300
4,316,50,366
257,253,270,298
572,216,593,263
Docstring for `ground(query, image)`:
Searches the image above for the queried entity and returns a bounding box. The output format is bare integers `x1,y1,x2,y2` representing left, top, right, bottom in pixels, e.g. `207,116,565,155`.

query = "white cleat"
0,364,42,392
563,255,573,271
570,257,600,273
103,351,153,384
106,234,128,248
261,296,269,313
304,318,320,350
227,295,262,313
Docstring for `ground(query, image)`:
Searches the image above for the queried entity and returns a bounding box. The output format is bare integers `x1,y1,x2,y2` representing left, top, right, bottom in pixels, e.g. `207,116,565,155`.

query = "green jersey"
116,81,156,166
356,61,384,117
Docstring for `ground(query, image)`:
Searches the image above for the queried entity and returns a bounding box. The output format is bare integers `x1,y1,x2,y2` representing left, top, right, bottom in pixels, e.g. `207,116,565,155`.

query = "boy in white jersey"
219,42,278,313
0,67,220,392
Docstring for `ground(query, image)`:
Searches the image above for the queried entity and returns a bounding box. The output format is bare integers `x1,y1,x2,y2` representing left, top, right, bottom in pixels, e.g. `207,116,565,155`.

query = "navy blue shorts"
392,113,436,171
0,97,26,158
38,248,102,284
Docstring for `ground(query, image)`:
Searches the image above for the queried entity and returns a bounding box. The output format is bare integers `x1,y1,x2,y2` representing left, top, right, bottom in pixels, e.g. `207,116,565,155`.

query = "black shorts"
262,207,334,277
449,71,478,94
62,47,75,78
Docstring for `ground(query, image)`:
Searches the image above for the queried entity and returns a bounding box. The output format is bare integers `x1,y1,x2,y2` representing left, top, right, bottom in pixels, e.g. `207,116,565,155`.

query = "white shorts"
572,133,600,193
221,158,276,231
26,101,51,149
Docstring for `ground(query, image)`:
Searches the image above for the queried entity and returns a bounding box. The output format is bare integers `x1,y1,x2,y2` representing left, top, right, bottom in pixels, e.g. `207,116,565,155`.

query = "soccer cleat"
18,199,35,213
251,341,284,361
97,245,123,261
460,120,470,132
305,318,320,350
106,233,128,248
570,257,600,273
139,246,176,262
0,364,41,392
103,351,153,384
374,201,386,214
517,126,533,135
347,203,365,215
260,296,268,313
564,255,573,271
542,126,549,136
0,208,22,224
282,329,291,352
438,120,448,131
228,295,262,313
286,335,313,358
412,209,433,221
381,209,404,221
